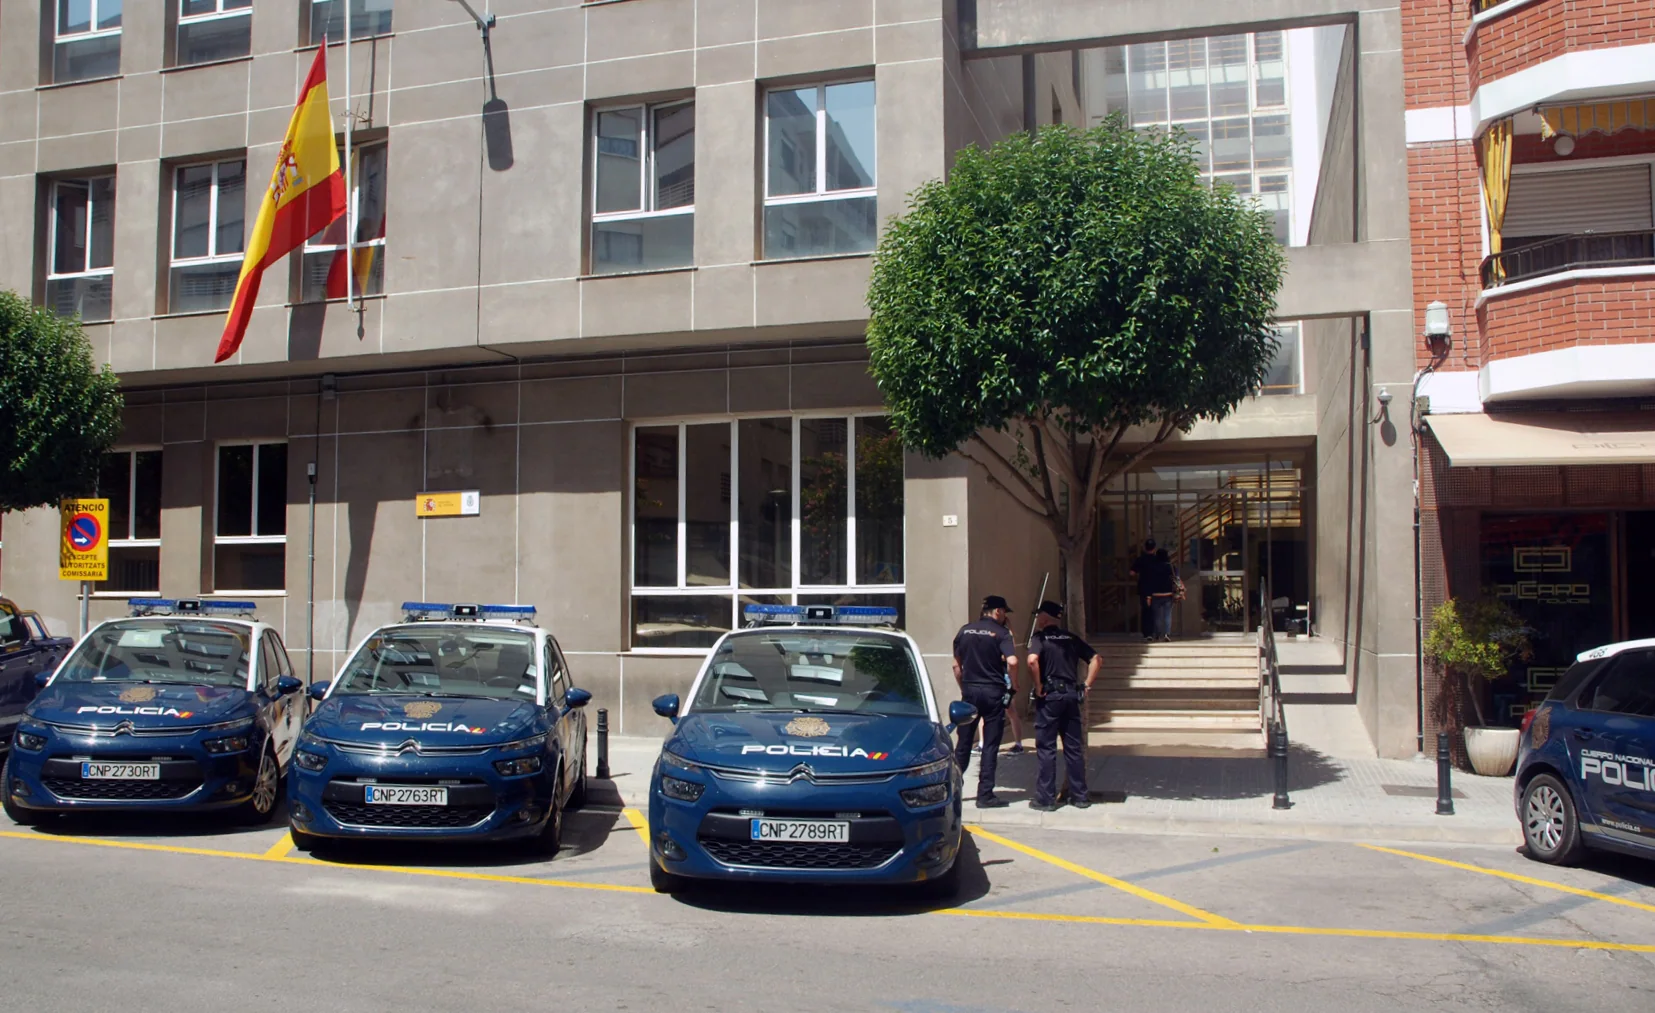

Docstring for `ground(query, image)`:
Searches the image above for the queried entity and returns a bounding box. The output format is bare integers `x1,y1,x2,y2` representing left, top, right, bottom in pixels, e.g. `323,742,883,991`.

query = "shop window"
215,442,286,592
299,141,387,302
52,0,122,83
96,449,161,594
591,100,694,274
46,176,115,323
630,415,905,650
763,81,877,260
308,0,392,46
176,0,252,66
170,158,246,313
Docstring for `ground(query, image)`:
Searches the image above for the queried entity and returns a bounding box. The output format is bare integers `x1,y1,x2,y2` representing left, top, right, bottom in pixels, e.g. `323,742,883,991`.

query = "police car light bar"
400,602,538,624
128,598,258,618
743,604,900,627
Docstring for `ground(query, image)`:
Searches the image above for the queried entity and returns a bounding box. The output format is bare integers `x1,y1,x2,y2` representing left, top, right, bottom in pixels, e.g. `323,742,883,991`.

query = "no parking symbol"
59,498,109,581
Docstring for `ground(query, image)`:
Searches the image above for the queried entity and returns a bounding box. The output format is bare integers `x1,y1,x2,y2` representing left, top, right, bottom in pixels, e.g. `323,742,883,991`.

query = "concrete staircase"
1085,639,1265,757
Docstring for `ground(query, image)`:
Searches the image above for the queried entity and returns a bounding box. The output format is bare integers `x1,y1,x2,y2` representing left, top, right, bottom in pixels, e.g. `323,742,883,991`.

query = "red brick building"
1406,0,1655,729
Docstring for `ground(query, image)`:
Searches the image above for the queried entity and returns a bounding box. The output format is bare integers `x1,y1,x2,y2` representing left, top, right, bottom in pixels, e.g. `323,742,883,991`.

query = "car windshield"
56,620,251,688
689,630,927,717
333,626,539,701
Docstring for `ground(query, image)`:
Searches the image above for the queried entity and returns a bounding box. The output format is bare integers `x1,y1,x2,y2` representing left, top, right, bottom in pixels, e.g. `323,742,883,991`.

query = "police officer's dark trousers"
1034,690,1087,806
954,684,1006,801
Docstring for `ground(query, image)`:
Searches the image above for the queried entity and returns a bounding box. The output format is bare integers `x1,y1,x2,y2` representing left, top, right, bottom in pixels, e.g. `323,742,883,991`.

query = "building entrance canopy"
1426,413,1655,468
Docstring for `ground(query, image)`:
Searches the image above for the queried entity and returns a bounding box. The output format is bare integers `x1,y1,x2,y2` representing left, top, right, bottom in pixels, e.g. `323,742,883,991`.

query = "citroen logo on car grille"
786,764,815,782
113,721,135,737
395,739,421,755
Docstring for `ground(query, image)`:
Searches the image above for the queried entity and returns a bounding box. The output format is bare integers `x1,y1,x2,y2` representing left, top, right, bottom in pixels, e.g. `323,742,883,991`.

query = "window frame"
628,411,906,654
212,440,288,595
307,0,394,46
298,139,388,303
91,447,162,597
55,0,123,47
170,158,246,268
762,81,878,211
1260,321,1303,396
175,0,253,66
591,99,696,226
45,175,116,322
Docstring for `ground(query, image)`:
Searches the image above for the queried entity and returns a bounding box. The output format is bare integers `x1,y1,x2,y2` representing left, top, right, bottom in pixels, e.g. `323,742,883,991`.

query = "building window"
215,442,286,592
308,0,392,46
591,101,695,275
300,142,387,302
177,0,252,66
53,0,122,83
1260,322,1301,396
170,158,245,313
631,415,905,650
46,177,115,323
763,81,877,260
96,449,161,594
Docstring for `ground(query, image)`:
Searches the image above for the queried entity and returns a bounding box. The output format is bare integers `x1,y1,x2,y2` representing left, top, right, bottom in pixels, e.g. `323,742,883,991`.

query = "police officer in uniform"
952,595,1018,808
1027,600,1100,811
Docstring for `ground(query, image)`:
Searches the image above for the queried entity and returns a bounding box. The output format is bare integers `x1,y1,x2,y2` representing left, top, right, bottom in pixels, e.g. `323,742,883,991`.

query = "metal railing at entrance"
1259,578,1291,809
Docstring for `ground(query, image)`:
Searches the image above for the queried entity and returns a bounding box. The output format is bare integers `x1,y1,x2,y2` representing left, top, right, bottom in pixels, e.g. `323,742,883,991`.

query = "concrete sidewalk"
592,735,1522,846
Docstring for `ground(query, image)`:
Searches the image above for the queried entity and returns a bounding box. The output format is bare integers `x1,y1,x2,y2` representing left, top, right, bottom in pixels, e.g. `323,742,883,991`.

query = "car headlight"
903,757,953,779
203,734,252,754
13,730,46,752
900,782,950,808
661,749,701,774
293,749,327,772
660,774,705,802
496,733,548,753
494,755,544,776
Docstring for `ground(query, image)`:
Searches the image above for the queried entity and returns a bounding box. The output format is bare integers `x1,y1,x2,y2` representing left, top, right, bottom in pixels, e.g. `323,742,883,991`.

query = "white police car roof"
1576,638,1655,663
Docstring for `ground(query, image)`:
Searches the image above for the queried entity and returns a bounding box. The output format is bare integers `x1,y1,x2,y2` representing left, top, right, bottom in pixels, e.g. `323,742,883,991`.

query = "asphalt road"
2,801,1654,1012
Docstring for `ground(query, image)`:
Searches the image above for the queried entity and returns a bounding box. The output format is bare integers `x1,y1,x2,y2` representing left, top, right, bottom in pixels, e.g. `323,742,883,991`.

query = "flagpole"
343,2,355,311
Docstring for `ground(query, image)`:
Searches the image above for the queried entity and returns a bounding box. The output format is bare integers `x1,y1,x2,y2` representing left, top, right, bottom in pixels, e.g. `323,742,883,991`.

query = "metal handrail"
1481,228,1655,288
1258,579,1287,741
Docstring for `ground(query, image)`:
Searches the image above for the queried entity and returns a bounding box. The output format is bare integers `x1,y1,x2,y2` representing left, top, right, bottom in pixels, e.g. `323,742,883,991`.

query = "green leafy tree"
0,291,124,512
1424,597,1532,730
867,121,1285,632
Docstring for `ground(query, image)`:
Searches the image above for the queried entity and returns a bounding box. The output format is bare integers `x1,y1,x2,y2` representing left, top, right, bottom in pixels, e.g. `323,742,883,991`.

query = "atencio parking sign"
59,498,109,581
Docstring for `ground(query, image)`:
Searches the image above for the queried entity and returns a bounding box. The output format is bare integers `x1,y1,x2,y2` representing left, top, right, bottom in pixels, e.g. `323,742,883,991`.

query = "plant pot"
1463,726,1520,777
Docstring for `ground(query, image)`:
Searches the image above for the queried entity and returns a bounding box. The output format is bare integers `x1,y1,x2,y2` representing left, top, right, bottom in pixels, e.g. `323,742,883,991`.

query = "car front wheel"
234,745,281,826
1522,773,1585,865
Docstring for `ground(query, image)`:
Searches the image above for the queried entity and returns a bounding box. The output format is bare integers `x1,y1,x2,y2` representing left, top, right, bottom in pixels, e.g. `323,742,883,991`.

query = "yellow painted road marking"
622,807,650,848
261,834,296,860
1359,843,1655,916
966,824,1239,927
6,828,1654,953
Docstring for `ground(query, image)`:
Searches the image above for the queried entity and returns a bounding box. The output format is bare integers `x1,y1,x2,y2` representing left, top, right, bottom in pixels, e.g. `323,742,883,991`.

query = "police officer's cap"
981,595,1013,612
1037,600,1064,618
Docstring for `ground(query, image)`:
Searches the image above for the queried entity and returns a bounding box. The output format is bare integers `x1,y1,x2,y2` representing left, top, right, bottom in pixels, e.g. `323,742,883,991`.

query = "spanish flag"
215,46,346,363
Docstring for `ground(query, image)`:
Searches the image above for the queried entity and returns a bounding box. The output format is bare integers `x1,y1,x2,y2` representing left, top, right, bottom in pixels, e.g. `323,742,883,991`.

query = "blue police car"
287,603,590,855
2,599,304,826
647,604,976,896
1516,638,1655,864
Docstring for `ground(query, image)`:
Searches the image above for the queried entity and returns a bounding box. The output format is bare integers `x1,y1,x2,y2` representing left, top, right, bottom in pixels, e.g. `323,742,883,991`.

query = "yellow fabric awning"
1426,413,1655,468
1538,99,1655,140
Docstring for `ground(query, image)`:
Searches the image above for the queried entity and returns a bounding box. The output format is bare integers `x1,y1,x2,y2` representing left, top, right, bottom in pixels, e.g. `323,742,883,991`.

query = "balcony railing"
1480,229,1655,289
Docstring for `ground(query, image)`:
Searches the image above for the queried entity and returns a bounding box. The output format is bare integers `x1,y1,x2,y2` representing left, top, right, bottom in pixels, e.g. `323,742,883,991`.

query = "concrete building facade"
0,0,1423,755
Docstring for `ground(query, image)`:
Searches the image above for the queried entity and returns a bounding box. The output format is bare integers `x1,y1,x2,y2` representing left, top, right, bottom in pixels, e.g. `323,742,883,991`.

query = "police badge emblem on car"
119,686,158,704
403,701,443,719
785,716,831,738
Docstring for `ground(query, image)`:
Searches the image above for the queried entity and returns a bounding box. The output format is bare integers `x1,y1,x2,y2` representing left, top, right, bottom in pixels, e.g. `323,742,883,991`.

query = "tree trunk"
1063,545,1089,640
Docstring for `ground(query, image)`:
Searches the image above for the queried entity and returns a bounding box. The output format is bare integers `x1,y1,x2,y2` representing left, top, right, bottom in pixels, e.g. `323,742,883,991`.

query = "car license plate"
749,818,850,843
80,762,159,780
364,785,448,806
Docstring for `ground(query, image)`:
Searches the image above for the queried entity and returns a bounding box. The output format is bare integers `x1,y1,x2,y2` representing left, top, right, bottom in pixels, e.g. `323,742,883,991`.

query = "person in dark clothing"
1146,548,1178,641
1027,600,1100,811
952,595,1019,808
1129,539,1158,641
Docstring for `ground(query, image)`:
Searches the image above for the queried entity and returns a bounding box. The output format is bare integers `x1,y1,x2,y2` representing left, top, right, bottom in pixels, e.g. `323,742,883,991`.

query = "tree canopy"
0,291,124,512
866,120,1285,629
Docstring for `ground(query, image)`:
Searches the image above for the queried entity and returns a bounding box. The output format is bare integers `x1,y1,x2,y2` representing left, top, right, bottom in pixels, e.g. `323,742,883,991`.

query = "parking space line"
965,825,1239,927
261,834,296,860
622,807,650,847
1358,843,1655,915
1,829,271,861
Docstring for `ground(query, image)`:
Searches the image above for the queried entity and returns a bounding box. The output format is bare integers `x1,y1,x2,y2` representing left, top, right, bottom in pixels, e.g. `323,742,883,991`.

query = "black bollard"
1271,722,1292,810
1435,731,1455,816
595,707,611,780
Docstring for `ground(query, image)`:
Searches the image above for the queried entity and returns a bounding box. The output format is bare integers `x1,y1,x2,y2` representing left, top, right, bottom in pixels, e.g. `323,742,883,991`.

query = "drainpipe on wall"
1411,364,1436,757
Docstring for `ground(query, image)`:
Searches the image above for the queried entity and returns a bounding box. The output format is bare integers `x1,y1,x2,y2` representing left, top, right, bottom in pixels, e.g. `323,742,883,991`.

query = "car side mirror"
652,693,681,723
307,680,331,702
564,687,592,711
34,671,52,689
276,675,304,696
947,700,978,732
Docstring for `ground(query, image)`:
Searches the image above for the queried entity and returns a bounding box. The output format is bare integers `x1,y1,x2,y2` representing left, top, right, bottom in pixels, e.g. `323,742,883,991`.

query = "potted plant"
1424,597,1532,776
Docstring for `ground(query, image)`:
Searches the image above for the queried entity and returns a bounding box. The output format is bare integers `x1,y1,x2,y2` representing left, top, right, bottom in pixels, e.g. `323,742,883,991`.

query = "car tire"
1,753,40,827
233,745,281,826
524,793,564,858
649,857,686,894
568,748,589,810
1522,773,1585,865
289,827,320,853
914,858,961,903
